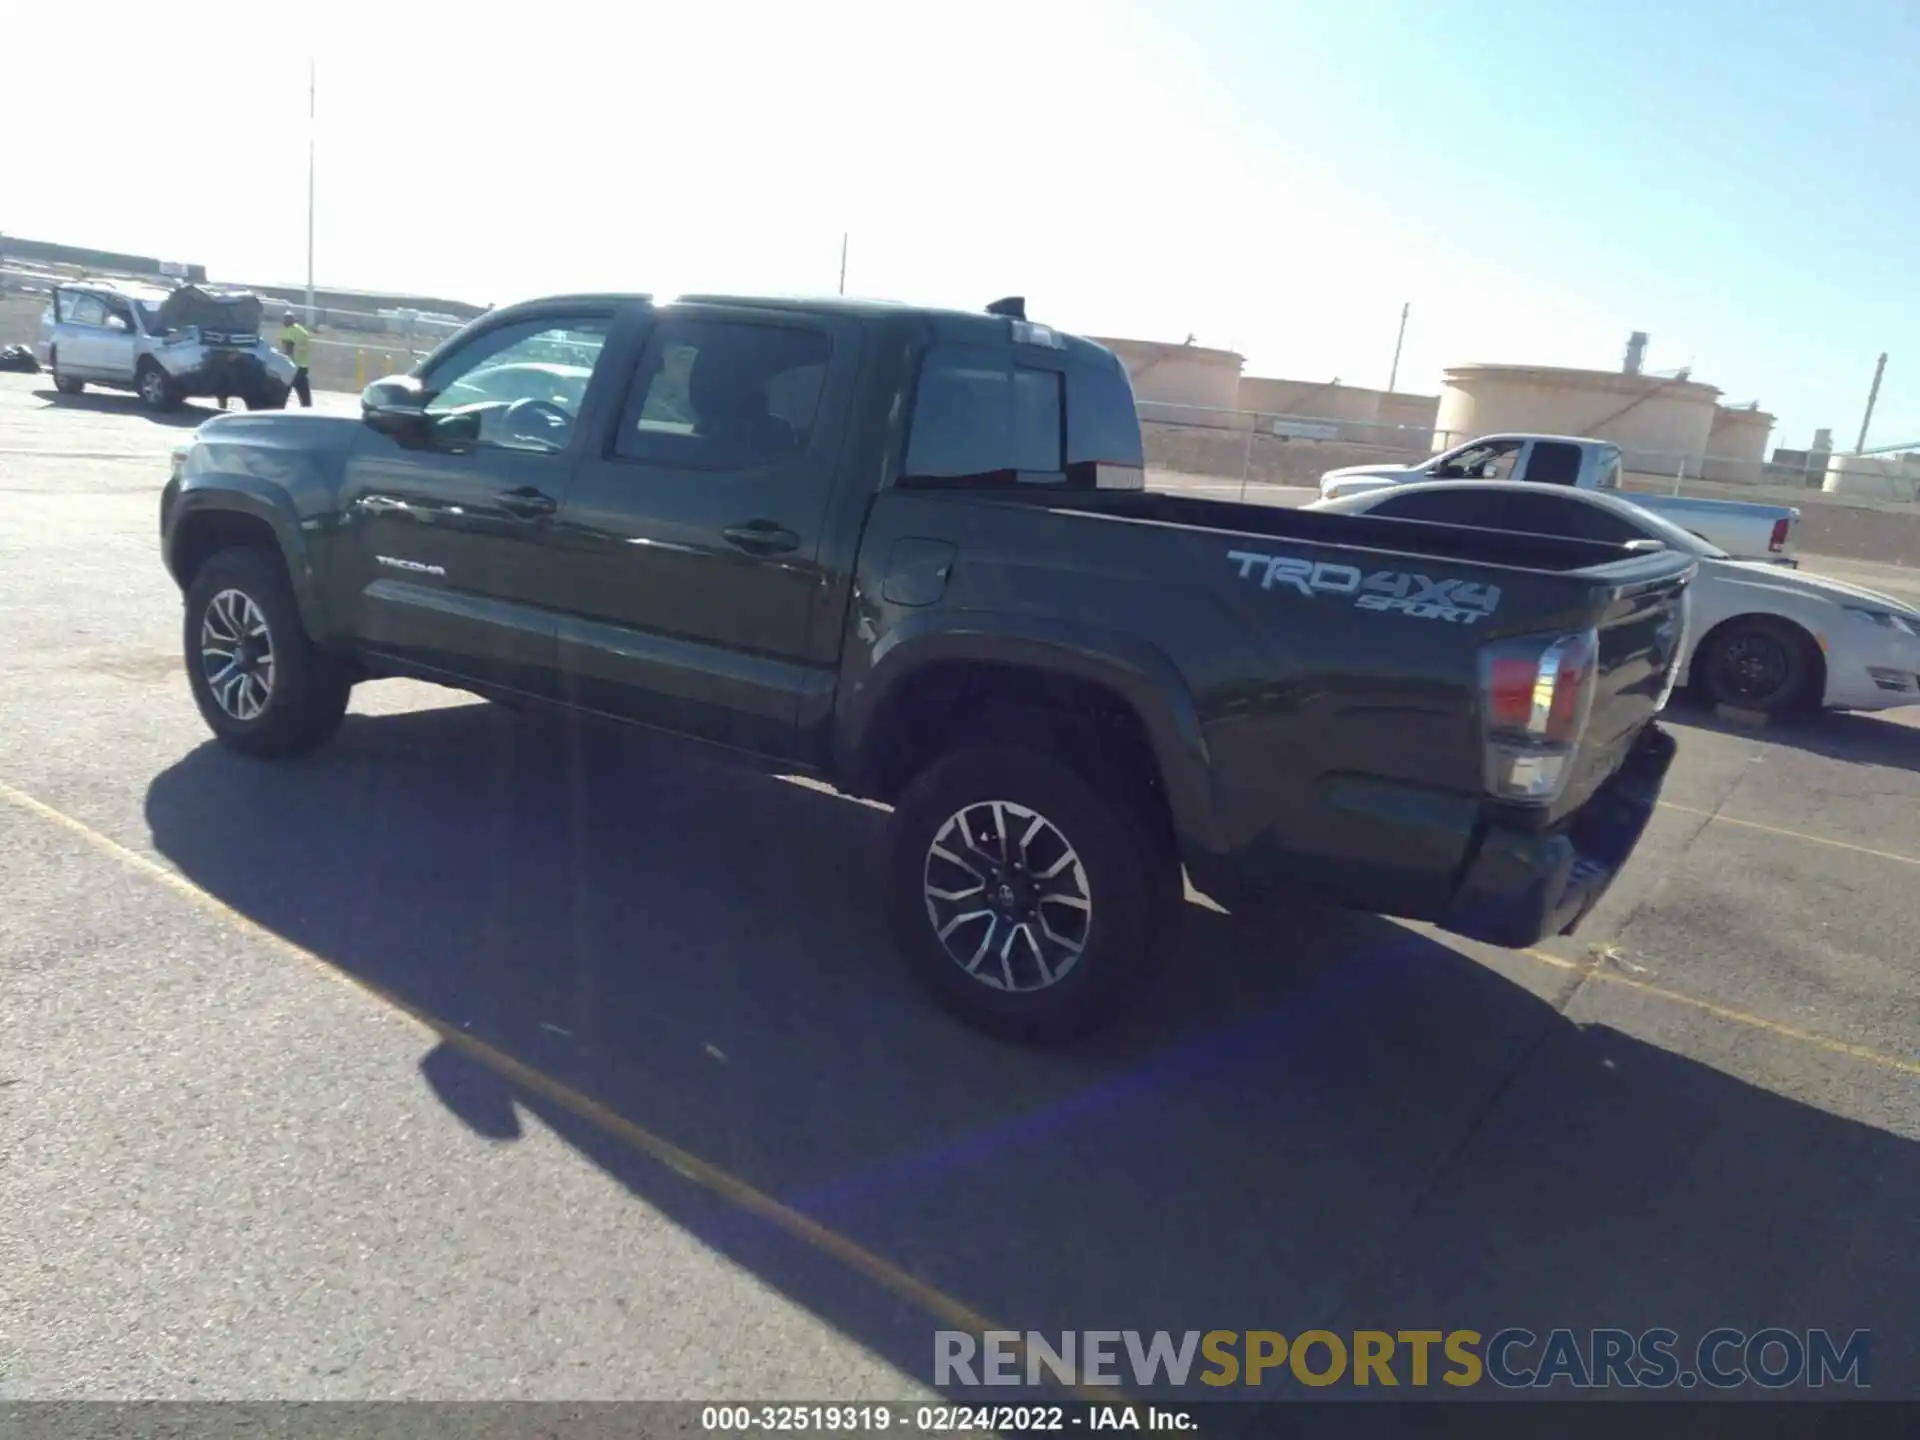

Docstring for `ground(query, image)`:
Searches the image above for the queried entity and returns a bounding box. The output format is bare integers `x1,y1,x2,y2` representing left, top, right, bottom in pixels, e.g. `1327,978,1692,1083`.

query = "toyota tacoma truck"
160,293,1695,1041
1320,433,1800,564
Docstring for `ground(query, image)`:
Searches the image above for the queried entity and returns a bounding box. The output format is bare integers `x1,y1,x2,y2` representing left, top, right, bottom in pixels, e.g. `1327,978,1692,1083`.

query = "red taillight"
1477,630,1599,803
1769,516,1790,553
1486,656,1539,730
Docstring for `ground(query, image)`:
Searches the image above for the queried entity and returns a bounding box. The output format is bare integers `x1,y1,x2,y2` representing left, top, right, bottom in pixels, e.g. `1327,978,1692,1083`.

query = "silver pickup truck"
1320,433,1800,564
36,278,298,412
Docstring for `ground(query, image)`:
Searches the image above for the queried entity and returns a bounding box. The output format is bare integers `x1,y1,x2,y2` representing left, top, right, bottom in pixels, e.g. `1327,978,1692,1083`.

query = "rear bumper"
1436,722,1676,948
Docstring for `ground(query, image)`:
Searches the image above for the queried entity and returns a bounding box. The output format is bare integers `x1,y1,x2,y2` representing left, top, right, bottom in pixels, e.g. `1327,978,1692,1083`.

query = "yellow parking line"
0,776,1113,1392
10,772,1913,1375
1523,949,1920,1079
1657,801,1920,868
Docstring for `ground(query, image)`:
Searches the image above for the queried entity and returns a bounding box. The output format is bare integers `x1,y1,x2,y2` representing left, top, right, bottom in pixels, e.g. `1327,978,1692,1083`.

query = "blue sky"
1172,0,1917,448
5,0,1912,450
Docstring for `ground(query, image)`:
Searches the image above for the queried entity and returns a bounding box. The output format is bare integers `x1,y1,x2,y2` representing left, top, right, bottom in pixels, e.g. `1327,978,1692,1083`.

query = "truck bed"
1057,488,1682,580
855,483,1694,930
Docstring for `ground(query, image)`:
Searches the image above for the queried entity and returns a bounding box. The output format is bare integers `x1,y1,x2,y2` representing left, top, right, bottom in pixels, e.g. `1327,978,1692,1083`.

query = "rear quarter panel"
842,490,1612,913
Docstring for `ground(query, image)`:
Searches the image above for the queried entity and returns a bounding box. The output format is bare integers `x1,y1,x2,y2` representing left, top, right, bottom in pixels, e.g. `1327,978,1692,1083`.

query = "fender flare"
165,480,332,640
838,610,1220,851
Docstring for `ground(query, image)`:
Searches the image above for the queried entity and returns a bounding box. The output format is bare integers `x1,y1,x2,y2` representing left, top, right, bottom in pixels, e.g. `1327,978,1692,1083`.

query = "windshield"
137,299,168,332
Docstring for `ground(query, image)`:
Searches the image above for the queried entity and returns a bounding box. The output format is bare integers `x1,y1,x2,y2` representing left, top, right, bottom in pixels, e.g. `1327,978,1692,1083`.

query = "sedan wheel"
1699,617,1818,714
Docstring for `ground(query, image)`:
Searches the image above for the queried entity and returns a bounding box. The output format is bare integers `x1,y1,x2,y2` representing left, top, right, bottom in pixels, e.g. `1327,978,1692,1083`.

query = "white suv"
37,278,298,411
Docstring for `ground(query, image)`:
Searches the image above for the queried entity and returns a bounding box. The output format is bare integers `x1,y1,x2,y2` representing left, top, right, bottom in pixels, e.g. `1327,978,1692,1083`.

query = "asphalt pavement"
2,373,1918,1405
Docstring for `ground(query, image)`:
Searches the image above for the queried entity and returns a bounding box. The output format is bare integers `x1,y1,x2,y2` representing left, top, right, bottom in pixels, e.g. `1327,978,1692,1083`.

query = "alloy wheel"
922,800,1092,992
1712,632,1791,704
200,588,276,721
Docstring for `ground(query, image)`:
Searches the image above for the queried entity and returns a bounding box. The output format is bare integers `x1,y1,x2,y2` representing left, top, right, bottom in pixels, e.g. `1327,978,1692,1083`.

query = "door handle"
722,521,801,556
354,494,408,515
498,486,558,519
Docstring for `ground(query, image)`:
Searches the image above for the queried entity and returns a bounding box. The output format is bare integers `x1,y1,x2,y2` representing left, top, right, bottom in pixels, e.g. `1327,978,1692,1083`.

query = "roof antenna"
985,296,1026,320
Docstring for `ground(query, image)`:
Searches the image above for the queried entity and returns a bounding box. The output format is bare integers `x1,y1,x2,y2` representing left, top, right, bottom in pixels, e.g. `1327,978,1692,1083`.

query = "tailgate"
1556,567,1692,819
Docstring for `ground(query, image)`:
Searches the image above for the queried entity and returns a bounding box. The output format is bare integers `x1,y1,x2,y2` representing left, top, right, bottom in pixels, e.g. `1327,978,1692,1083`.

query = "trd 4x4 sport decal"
1228,550,1502,625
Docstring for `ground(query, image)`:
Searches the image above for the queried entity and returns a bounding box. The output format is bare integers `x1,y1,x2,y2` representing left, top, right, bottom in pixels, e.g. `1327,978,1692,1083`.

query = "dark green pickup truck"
161,292,1695,1040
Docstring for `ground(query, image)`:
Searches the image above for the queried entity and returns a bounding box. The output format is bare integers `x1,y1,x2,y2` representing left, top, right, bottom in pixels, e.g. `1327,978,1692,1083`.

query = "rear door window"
1524,441,1585,485
1500,492,1645,542
67,294,107,327
905,343,1064,482
1373,489,1512,529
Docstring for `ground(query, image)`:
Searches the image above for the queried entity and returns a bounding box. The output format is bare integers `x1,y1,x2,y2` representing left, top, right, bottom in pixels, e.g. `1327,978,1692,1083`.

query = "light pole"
1854,352,1888,454
838,232,848,295
305,57,316,327
1387,301,1410,393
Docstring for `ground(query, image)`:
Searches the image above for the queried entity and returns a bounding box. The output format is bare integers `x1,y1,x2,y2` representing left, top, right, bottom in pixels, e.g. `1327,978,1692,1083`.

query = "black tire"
183,546,352,757
136,359,180,412
887,743,1179,1043
1696,616,1821,715
51,353,84,395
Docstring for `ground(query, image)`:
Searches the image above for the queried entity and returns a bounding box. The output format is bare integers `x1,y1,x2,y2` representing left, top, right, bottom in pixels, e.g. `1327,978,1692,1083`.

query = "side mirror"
361,374,431,441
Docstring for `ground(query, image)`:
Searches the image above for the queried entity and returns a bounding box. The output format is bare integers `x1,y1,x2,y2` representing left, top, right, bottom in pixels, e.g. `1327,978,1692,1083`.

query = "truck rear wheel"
886,744,1178,1043
183,546,352,757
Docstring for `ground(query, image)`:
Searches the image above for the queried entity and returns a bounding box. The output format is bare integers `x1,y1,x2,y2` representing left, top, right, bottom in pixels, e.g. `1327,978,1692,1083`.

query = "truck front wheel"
137,360,180,412
887,744,1178,1043
183,546,353,757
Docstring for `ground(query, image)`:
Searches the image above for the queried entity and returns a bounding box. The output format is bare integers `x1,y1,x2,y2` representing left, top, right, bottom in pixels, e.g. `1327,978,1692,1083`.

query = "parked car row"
160,293,1695,1042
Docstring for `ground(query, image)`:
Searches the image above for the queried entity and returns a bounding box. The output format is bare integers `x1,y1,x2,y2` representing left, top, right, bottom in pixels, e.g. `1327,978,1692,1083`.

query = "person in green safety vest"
280,310,313,408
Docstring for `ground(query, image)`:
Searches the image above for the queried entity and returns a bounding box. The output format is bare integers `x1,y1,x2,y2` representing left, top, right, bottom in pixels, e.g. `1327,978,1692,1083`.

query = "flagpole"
305,57,316,326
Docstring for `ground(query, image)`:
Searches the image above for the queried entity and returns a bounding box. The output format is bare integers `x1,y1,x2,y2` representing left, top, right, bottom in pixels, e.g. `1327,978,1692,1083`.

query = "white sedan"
1310,480,1920,716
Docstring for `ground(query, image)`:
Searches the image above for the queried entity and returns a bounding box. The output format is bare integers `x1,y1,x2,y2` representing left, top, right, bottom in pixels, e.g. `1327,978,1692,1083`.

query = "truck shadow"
141,700,1920,1399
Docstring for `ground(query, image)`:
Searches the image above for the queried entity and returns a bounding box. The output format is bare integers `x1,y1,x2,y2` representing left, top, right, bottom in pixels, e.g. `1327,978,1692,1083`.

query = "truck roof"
1471,432,1616,449
66,277,174,302
488,291,1119,363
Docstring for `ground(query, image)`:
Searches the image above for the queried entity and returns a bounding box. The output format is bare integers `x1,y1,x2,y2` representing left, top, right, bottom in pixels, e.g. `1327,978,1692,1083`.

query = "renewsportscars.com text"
935,1328,1871,1391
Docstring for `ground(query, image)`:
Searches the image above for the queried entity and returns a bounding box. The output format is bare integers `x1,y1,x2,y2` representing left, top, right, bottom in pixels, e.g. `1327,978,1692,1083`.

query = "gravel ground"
2,372,1918,1408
